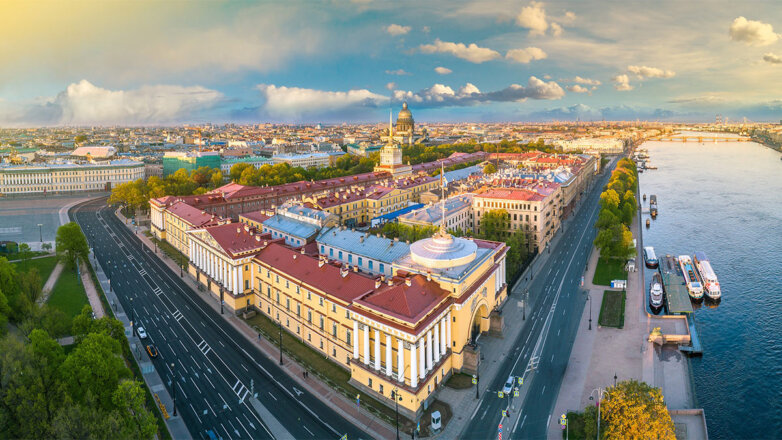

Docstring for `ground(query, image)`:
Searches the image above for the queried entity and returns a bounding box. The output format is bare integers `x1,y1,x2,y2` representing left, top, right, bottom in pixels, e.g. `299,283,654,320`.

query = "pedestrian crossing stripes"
153,287,163,296
232,380,250,403
139,269,147,276
172,310,184,321
197,340,211,356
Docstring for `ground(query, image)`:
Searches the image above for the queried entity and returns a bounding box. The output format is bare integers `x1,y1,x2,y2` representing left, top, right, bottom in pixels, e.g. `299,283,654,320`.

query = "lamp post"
475,370,480,399
589,388,610,440
130,297,135,336
220,287,224,315
154,240,157,253
391,389,403,440
588,293,592,330
180,260,183,277
171,363,177,416
278,317,283,365
38,223,43,242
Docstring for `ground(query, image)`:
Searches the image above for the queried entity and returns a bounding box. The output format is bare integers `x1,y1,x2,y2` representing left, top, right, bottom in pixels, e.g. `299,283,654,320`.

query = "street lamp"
589,388,610,440
180,260,183,277
278,317,284,365
587,293,592,330
171,363,178,416
475,370,480,399
391,388,403,440
130,297,135,336
220,287,224,315
38,223,43,242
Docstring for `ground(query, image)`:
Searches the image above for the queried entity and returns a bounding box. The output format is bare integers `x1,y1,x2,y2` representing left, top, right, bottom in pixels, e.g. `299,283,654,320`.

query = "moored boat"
643,246,658,268
693,251,721,300
650,195,658,218
678,255,704,300
650,273,664,310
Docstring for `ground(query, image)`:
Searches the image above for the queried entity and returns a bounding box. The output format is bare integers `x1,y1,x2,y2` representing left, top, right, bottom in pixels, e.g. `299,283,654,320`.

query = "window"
379,263,385,273
286,298,290,310
320,340,324,349
332,323,338,337
368,261,374,271
307,291,311,300
368,378,373,388
348,254,353,264
346,330,352,345
308,310,312,323
332,303,336,313
338,251,343,259
296,304,301,316
319,297,324,307
358,257,363,266
286,280,290,289
330,248,334,257
319,316,324,330
267,286,271,298
276,291,280,303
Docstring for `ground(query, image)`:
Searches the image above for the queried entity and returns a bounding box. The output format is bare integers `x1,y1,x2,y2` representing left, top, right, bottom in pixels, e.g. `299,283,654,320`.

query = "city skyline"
0,0,780,126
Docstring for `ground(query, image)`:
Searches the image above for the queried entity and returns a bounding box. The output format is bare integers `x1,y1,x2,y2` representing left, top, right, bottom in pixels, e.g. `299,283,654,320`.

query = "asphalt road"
72,198,369,440
462,159,618,440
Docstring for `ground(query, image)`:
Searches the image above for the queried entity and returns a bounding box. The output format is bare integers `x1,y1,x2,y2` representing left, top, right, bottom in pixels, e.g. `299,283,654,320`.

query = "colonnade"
190,240,243,296
352,311,452,389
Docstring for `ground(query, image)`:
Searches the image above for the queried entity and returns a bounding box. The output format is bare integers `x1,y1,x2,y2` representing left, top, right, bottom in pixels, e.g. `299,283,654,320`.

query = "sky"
0,0,780,126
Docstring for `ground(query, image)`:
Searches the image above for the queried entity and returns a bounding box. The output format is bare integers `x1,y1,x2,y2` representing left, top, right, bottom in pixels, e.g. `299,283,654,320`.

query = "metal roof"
316,227,411,264
262,215,320,240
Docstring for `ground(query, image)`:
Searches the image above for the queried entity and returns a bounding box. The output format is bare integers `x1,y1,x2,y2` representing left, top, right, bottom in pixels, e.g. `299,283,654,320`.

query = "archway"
469,304,489,345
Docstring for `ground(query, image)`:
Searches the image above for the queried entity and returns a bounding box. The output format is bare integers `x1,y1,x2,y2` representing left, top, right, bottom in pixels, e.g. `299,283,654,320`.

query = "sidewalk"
115,208,396,440
37,261,64,305
79,258,106,318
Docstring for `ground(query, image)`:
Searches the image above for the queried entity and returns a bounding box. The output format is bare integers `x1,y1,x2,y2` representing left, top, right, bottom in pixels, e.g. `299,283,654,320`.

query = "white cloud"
422,26,431,33
573,76,601,86
256,84,388,117
386,24,411,36
516,1,548,36
419,39,501,63
763,53,782,64
612,74,633,91
385,69,411,76
0,80,222,126
627,65,675,79
562,11,576,23
392,76,564,107
386,82,397,90
505,47,547,64
729,17,779,46
550,22,563,37
566,85,589,93
434,66,453,75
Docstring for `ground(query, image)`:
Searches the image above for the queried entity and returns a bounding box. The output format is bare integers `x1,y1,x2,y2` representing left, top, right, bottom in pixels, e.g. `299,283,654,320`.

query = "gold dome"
396,101,414,134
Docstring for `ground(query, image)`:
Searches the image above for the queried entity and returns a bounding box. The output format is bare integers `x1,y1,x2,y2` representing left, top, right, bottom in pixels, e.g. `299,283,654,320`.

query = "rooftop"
200,222,268,258
262,215,320,241
167,200,221,227
356,274,450,325
475,187,546,202
317,227,411,264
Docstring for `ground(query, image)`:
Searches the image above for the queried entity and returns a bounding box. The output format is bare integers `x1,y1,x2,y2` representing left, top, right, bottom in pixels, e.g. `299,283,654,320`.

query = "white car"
137,326,148,339
503,376,514,394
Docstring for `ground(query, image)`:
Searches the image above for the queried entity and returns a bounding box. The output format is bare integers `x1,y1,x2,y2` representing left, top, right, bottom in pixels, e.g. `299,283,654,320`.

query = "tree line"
228,154,377,187
593,158,638,260
0,222,157,438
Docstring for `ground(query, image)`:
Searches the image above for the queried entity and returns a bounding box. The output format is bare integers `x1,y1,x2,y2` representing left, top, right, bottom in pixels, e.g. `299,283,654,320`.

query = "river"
638,133,782,439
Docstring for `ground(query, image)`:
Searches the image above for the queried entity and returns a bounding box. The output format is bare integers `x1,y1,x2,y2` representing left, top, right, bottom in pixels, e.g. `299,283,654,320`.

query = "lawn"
598,290,626,329
244,313,451,436
592,257,627,286
445,372,474,390
46,266,89,325
12,255,59,281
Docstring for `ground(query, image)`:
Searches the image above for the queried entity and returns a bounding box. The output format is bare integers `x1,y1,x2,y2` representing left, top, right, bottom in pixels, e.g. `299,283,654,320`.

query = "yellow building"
187,222,266,311
250,225,507,418
156,200,222,256
0,159,144,195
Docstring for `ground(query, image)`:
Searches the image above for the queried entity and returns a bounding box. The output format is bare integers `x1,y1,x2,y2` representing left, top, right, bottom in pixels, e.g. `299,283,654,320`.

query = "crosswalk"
232,379,250,404
172,310,184,321
197,339,212,356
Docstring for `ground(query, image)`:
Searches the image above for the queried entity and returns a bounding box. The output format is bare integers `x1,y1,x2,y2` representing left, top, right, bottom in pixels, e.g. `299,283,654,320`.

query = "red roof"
166,201,220,227
476,188,545,202
202,222,268,258
357,275,449,324
253,243,376,304
239,210,272,225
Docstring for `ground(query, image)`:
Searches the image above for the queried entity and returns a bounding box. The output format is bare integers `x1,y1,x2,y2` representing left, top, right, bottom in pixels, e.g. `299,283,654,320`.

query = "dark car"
146,344,158,358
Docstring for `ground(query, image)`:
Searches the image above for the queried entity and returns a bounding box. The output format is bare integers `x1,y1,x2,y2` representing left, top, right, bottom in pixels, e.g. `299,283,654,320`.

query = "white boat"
693,251,721,300
643,246,659,268
650,273,664,309
678,255,703,300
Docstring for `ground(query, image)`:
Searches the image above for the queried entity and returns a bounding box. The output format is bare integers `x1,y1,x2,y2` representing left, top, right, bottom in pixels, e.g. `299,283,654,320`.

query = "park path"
79,258,105,318
37,261,65,305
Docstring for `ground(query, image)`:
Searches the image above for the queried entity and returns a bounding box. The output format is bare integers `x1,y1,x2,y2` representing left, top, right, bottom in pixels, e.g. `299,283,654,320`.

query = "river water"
638,134,782,439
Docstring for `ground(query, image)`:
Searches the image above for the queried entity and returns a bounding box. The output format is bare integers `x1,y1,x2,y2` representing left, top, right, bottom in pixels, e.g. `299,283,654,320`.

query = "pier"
653,135,751,143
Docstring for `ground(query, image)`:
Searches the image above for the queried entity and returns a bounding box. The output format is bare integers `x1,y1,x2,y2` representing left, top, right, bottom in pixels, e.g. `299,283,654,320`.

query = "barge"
678,255,704,300
693,251,721,300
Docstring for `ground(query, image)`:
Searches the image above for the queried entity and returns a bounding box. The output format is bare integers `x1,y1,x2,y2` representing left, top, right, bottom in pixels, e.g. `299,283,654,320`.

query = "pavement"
38,261,65,304
79,258,106,318
436,157,619,440
0,193,95,250
72,197,376,440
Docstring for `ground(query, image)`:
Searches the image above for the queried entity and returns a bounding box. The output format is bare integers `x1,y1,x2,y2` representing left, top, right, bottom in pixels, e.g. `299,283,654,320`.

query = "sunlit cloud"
386,24,411,36
505,47,547,64
729,16,779,46
419,39,501,63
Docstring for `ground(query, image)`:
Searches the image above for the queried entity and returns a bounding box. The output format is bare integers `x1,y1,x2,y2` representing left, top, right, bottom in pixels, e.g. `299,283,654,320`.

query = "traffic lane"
75,203,274,440
99,203,365,440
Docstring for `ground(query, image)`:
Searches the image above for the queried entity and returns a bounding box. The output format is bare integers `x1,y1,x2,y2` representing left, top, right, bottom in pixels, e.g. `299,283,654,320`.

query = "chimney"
353,265,358,272
359,235,364,243
394,237,399,242
426,272,431,281
293,254,297,260
387,279,394,286
405,278,411,287
375,279,382,288
255,236,261,242
319,259,325,268
340,267,348,278
300,247,306,254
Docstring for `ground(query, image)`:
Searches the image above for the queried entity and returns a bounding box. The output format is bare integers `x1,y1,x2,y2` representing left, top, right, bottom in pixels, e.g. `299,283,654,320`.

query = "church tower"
374,108,412,177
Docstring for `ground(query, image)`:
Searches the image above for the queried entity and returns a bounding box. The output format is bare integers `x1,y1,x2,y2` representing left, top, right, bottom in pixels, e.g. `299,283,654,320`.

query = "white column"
238,266,244,293
198,246,203,269
397,339,404,382
440,318,447,354
374,329,381,370
426,330,433,371
418,340,425,379
353,321,359,359
363,325,370,364
433,322,440,361
189,241,193,260
446,311,452,348
233,267,239,296
410,342,418,388
385,334,392,376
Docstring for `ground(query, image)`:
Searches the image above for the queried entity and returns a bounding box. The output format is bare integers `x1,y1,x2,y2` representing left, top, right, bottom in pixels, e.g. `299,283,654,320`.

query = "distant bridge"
652,136,751,143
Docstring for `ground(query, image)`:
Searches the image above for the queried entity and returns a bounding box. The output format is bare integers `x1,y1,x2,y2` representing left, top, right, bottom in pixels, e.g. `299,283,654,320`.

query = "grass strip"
598,290,626,328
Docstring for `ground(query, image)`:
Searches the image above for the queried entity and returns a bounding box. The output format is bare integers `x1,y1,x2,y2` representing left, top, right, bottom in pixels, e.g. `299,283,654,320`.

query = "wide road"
463,158,618,439
72,198,368,440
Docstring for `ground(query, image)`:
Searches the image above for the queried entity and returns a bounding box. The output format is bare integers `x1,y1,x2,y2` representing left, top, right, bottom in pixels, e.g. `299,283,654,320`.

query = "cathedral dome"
396,102,414,134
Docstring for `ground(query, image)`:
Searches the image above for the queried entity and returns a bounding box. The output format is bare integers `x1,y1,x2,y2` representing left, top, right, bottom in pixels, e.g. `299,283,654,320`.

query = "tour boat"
643,246,659,268
693,251,721,300
650,273,664,310
678,255,704,300
650,195,658,218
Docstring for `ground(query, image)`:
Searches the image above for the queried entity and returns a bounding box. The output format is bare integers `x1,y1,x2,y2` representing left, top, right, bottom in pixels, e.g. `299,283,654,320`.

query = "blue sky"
0,0,780,126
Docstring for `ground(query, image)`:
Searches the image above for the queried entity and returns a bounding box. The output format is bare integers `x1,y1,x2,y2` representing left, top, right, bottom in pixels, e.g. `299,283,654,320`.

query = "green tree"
17,243,32,268
600,380,676,440
230,162,254,182
112,380,157,439
504,230,528,283
479,210,510,242
41,242,53,253
60,332,130,409
483,162,497,174
55,222,89,269
0,288,9,335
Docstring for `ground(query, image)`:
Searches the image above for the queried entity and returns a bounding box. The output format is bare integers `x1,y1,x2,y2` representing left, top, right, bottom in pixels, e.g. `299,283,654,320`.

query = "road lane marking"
268,392,277,401
303,425,314,436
